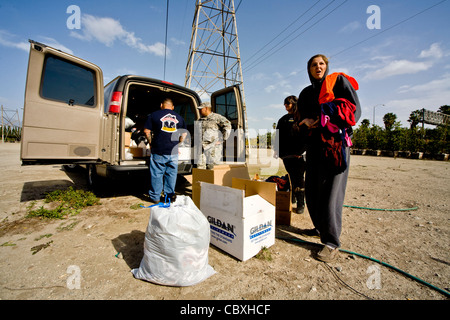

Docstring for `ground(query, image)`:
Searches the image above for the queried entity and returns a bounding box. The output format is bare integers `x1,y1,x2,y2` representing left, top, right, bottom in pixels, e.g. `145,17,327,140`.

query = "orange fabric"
318,72,359,104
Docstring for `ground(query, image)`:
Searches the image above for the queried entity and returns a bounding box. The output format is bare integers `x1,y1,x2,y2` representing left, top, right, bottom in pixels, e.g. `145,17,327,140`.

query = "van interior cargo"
121,83,197,161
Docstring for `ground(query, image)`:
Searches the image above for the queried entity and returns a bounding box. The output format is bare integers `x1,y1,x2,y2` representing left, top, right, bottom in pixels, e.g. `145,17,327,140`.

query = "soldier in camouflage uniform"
196,102,232,169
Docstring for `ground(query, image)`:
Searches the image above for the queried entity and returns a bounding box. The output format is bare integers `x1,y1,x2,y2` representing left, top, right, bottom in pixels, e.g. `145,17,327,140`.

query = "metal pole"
163,0,169,81
1,105,4,143
372,104,384,126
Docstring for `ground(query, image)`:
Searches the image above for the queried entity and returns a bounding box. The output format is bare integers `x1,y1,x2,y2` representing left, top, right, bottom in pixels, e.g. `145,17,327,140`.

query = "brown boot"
316,245,339,263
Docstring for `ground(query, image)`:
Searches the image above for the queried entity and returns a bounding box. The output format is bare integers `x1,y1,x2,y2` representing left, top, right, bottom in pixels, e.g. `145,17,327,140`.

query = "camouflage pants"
197,143,223,169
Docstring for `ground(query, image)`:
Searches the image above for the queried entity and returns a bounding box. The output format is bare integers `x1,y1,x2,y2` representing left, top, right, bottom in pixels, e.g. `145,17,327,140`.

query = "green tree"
408,110,422,129
438,105,450,115
367,125,384,150
383,113,397,131
352,119,370,149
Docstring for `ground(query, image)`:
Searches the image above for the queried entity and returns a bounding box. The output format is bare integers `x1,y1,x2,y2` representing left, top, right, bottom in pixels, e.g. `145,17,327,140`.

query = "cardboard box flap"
193,165,249,187
231,178,277,206
243,194,274,217
192,165,250,208
199,182,244,217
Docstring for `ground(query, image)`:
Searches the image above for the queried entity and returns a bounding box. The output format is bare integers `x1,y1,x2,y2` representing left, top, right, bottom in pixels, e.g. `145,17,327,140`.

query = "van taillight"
109,91,123,113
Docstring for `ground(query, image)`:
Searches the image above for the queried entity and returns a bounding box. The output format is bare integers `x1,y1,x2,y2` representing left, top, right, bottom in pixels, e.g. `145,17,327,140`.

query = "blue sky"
1,0,449,132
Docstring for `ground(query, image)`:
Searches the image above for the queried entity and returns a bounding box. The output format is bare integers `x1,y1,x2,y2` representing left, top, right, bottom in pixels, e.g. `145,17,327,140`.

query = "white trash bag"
131,195,216,286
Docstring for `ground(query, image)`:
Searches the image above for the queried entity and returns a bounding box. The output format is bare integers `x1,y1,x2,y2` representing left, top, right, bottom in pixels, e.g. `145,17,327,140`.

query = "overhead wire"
248,0,448,78
163,0,169,80
243,0,322,67
241,0,448,100
329,0,449,59
244,0,349,73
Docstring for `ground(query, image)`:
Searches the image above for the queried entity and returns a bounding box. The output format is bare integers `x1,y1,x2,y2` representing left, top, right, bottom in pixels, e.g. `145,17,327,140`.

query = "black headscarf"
307,55,329,89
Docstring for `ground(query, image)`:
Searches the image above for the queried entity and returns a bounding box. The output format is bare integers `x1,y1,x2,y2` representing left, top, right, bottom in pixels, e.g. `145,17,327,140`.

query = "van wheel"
86,164,98,188
63,164,78,172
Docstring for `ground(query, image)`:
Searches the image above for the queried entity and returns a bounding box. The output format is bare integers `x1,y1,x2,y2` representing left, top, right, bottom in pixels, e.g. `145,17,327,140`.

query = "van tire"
62,164,78,172
86,164,98,189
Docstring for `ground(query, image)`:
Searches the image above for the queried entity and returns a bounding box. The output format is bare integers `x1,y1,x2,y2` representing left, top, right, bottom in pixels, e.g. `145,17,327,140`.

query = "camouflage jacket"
197,112,232,148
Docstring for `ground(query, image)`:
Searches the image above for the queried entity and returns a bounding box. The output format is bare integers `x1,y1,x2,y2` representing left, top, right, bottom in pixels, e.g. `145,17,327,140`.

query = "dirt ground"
0,142,449,303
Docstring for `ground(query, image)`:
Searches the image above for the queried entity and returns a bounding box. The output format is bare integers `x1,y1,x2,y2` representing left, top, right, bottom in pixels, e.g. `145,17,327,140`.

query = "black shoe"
294,188,305,213
293,204,304,214
161,194,176,203
299,228,320,239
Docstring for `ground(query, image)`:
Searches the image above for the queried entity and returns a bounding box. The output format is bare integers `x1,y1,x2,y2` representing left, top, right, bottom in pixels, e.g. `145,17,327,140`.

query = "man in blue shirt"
144,98,187,202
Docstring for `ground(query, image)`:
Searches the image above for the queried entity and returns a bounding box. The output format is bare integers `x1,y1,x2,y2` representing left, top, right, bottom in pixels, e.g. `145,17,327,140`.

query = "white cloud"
386,73,450,124
264,85,276,93
333,66,350,75
249,73,269,81
267,103,283,110
419,42,443,59
398,73,450,94
38,37,73,54
363,43,449,81
339,21,361,33
170,37,185,46
365,59,431,80
0,30,28,51
70,14,169,57
0,31,73,55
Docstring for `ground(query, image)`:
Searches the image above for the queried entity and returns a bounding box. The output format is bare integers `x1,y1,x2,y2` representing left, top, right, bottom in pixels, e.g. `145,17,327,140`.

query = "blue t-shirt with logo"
144,109,186,155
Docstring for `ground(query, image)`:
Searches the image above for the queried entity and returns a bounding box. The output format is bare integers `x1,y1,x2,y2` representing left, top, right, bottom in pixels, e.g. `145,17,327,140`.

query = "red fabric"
318,72,359,104
333,98,356,127
317,72,358,174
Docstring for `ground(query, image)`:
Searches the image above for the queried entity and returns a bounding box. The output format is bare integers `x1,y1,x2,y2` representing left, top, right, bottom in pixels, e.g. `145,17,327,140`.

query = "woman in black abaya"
296,54,361,262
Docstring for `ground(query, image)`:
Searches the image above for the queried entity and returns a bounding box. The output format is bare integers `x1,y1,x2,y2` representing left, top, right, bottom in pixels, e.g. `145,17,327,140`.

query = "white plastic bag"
131,196,216,286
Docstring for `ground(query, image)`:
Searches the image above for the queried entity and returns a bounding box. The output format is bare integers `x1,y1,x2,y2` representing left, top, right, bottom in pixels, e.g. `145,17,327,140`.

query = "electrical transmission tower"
185,0,246,105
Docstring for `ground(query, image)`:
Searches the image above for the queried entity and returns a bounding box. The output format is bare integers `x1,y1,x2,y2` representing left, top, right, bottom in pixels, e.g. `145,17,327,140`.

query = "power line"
243,0,322,66
163,0,169,80
244,0,348,73
245,0,448,90
329,0,449,59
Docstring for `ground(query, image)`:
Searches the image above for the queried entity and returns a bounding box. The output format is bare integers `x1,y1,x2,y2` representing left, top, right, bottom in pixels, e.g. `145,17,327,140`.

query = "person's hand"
299,117,319,128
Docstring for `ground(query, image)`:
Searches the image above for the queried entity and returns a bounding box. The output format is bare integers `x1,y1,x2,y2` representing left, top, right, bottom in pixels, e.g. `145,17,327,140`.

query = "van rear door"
210,85,247,163
21,40,104,164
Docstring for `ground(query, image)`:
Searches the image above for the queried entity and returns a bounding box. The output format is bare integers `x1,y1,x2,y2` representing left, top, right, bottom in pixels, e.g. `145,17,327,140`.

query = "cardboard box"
124,132,131,147
275,191,292,225
232,178,292,226
192,164,249,208
129,146,146,158
200,182,275,261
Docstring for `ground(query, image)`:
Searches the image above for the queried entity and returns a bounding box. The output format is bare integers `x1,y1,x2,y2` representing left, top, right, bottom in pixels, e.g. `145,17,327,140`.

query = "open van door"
210,85,247,163
21,40,104,165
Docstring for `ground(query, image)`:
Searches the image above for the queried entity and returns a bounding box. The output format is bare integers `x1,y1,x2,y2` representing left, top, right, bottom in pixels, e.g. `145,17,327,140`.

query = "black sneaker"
299,228,320,238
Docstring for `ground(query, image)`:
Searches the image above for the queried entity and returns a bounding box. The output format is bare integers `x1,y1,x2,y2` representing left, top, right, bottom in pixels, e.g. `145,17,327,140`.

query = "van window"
215,91,238,123
174,103,195,126
41,55,96,107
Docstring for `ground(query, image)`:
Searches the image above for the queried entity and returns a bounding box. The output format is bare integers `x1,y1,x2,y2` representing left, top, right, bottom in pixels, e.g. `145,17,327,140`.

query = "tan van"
21,40,247,186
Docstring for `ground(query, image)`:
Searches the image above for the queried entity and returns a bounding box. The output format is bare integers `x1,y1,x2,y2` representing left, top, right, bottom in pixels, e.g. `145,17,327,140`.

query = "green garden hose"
277,236,450,299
